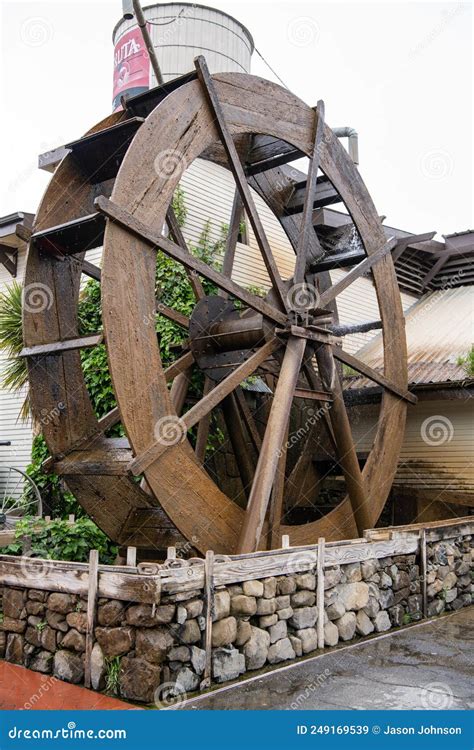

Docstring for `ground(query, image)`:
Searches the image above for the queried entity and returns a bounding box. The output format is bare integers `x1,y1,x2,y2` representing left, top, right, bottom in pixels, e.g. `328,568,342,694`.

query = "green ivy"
0,516,117,564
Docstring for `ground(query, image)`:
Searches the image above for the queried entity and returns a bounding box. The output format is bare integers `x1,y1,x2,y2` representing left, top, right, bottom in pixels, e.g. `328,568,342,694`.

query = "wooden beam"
81,259,101,281
84,549,99,688
20,333,103,358
194,55,288,312
335,348,417,404
293,100,325,289
238,336,307,552
319,237,397,307
315,343,369,535
166,206,205,301
95,195,287,326
219,189,244,300
129,339,281,475
0,244,18,277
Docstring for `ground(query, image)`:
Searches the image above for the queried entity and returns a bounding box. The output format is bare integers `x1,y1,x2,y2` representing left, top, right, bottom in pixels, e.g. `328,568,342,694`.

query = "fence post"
201,549,215,690
420,528,428,618
167,546,176,561
84,549,99,689
126,546,137,567
281,534,290,549
316,537,325,649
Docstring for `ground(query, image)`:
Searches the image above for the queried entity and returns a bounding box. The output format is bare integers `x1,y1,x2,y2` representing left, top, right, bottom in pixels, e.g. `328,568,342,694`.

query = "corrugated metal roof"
344,286,473,389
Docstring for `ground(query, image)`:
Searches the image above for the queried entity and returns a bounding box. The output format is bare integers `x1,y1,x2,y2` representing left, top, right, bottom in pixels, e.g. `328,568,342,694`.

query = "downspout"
333,127,359,165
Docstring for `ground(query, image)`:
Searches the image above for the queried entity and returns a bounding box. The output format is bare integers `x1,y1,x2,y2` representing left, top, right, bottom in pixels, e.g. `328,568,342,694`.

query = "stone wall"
0,532,472,704
425,535,472,616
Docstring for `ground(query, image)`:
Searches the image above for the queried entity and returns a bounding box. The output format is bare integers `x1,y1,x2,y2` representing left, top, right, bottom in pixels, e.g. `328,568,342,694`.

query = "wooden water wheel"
23,59,418,555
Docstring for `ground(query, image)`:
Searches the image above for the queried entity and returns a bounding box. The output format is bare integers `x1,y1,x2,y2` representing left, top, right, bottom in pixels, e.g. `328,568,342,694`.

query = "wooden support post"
201,549,215,690
167,546,176,561
126,546,137,567
420,528,428,618
281,534,290,549
84,549,99,689
316,537,325,649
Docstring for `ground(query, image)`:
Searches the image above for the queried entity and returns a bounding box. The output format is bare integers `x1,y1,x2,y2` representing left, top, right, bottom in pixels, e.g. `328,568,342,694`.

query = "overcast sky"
0,0,472,237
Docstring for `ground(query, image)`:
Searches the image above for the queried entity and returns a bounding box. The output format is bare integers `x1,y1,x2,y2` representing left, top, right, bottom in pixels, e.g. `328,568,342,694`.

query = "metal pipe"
333,127,359,165
121,0,134,20
131,0,165,86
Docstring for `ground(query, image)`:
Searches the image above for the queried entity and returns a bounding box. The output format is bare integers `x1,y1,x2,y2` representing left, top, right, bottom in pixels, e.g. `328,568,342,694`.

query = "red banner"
113,25,151,111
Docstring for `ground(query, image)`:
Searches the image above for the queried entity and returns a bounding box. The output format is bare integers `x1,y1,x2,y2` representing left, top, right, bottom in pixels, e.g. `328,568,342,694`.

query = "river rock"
242,626,270,670
324,621,339,647
95,627,134,658
355,610,374,636
267,637,295,664
61,628,86,653
290,605,317,629
191,646,206,675
263,577,277,598
326,600,345,620
3,589,26,618
66,612,88,633
256,598,277,616
336,583,369,611
243,580,264,597
212,616,237,647
29,650,52,674
295,627,318,654
212,590,230,621
374,611,391,632
344,563,362,582
47,593,75,615
175,667,200,693
235,620,252,646
336,612,356,641
269,620,287,644
90,642,106,691
231,595,257,617
5,633,24,664
53,650,84,684
277,607,293,621
120,657,161,703
97,600,125,627
276,577,296,595
136,627,173,664
291,590,316,607
295,573,316,591
212,647,245,683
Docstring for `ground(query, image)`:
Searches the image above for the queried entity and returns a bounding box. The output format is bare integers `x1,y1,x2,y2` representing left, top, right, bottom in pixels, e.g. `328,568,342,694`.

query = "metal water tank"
112,2,254,110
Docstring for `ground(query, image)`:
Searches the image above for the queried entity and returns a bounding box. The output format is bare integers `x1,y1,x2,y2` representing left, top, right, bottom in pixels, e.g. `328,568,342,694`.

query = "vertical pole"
316,537,325,649
84,549,99,689
132,0,165,85
202,550,215,690
281,534,290,549
167,546,176,561
126,546,137,567
420,528,427,618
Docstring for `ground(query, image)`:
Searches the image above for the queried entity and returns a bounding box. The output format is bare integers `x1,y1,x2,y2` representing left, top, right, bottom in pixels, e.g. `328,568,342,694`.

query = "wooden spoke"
319,237,397,307
267,422,289,549
163,350,195,382
238,336,307,553
156,300,190,329
333,348,417,404
391,231,436,263
219,190,244,300
194,56,288,312
235,386,263,452
129,338,282,475
95,195,287,325
166,206,205,300
170,370,192,415
222,393,256,505
293,100,325,289
81,259,101,281
315,343,369,535
194,376,214,464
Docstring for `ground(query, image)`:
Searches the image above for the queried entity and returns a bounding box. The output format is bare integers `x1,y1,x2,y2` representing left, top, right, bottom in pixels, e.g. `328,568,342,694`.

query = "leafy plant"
0,517,117,564
402,613,413,625
35,620,47,632
105,656,122,695
0,281,29,418
457,348,474,377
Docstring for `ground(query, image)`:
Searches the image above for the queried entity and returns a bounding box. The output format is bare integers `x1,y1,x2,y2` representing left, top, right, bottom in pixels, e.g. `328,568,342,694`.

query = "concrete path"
181,608,473,710
0,662,139,710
